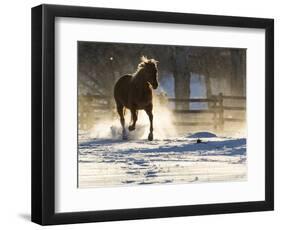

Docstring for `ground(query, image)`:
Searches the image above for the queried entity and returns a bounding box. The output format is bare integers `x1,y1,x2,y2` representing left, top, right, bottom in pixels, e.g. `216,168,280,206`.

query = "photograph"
77,41,247,188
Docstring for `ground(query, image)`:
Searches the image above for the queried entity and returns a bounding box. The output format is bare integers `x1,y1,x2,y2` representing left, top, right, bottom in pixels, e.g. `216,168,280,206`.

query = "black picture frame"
31,4,274,225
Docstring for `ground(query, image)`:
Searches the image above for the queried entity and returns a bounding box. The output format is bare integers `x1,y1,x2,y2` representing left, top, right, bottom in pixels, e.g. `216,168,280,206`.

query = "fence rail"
221,95,246,100
168,98,217,103
173,109,214,114
222,106,245,111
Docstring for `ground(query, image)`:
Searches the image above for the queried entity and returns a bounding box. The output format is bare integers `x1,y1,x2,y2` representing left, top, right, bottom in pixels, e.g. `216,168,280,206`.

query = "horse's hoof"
128,125,135,131
148,133,153,141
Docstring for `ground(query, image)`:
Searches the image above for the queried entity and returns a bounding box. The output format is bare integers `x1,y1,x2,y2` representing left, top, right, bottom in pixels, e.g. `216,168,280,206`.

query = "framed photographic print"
31,4,274,225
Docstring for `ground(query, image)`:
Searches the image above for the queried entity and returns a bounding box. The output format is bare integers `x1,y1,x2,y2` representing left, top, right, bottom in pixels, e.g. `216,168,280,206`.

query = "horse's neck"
132,69,147,88
130,70,150,102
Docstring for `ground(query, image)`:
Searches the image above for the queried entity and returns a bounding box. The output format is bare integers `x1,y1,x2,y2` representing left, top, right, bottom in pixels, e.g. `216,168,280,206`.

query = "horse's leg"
117,104,127,140
128,108,137,131
145,105,153,141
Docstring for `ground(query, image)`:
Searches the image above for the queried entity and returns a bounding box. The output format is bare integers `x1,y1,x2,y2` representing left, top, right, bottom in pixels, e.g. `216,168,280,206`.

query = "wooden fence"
168,93,246,131
78,95,112,130
78,93,246,131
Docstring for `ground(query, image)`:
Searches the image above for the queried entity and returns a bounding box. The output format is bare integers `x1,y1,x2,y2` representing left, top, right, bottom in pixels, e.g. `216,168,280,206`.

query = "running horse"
114,56,159,141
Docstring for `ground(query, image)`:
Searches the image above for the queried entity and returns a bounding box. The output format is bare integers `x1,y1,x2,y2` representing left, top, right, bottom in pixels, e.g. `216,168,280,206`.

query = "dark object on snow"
114,56,159,141
196,139,202,143
189,132,217,138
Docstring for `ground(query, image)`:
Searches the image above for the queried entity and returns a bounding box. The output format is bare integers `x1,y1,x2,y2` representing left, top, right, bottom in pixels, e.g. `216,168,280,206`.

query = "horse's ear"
140,56,148,63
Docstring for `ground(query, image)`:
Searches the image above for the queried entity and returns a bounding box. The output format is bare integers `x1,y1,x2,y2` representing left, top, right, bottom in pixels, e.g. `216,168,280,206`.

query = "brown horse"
114,56,159,141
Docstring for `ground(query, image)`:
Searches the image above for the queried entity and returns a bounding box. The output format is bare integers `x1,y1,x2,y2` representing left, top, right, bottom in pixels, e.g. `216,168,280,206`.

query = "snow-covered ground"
78,131,247,188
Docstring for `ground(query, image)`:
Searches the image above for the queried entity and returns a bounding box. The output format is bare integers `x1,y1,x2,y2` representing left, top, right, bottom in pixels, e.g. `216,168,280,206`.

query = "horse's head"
138,56,159,89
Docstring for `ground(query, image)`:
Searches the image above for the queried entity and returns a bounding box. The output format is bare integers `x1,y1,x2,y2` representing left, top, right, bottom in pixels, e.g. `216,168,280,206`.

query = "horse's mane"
133,56,158,80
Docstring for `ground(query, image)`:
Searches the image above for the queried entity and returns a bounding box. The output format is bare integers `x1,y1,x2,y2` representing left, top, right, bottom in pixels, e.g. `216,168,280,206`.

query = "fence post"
218,93,224,131
211,95,218,131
